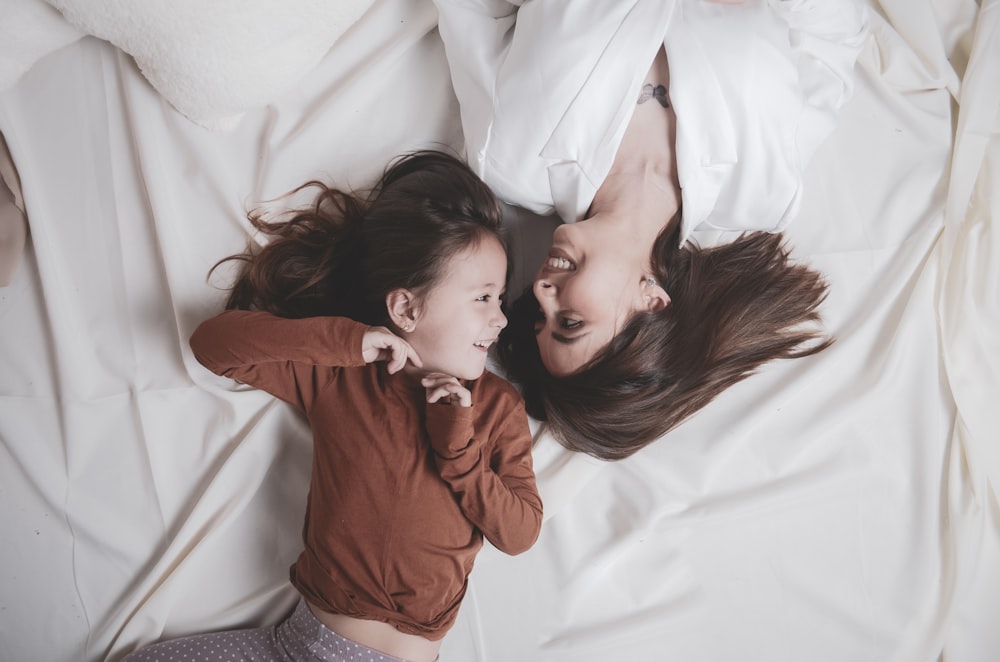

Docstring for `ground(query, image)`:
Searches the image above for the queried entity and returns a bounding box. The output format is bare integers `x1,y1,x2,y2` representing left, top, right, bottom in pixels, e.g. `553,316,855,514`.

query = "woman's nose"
534,277,556,300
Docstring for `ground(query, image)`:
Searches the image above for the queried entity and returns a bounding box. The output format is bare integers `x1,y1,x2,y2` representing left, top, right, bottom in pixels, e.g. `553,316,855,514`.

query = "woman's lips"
543,246,576,272
546,256,575,271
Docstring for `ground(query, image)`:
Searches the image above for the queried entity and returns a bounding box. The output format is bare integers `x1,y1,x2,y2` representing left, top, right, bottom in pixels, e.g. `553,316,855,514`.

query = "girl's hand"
422,373,472,408
362,327,422,374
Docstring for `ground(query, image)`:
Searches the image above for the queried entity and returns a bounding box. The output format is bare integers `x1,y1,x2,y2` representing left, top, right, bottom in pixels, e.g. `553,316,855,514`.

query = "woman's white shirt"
435,0,868,244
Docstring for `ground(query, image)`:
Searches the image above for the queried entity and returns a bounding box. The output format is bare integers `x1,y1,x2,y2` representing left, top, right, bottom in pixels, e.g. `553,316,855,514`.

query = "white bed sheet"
1,1,998,661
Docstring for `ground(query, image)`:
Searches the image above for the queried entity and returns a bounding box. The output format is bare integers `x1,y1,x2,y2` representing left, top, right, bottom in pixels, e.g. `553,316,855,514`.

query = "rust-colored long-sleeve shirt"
190,310,542,640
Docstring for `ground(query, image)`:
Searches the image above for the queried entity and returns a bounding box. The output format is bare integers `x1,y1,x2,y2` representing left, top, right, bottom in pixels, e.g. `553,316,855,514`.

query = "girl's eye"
477,294,492,302
560,317,582,330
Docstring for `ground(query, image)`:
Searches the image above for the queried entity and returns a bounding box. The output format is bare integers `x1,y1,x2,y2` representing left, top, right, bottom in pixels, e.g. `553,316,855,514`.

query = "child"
125,151,543,662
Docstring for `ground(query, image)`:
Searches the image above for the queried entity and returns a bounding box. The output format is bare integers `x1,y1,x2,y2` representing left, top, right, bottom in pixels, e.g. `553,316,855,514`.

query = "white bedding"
1,1,998,661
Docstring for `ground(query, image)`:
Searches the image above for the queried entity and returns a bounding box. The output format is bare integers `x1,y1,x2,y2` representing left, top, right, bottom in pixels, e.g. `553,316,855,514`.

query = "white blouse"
435,0,868,244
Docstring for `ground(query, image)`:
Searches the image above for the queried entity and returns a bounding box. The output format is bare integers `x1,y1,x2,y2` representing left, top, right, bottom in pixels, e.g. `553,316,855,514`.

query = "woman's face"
532,218,661,376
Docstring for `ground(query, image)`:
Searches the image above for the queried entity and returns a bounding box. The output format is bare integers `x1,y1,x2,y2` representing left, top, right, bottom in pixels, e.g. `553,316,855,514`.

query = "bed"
1,0,998,660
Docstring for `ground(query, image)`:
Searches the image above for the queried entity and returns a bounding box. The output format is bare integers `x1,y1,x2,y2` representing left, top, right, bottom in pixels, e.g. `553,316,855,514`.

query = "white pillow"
45,0,375,130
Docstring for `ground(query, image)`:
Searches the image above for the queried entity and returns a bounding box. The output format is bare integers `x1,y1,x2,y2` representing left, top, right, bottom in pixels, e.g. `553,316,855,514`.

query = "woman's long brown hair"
498,226,831,460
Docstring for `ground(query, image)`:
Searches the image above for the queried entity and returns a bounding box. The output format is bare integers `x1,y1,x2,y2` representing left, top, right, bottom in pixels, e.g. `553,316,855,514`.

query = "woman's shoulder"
667,0,868,240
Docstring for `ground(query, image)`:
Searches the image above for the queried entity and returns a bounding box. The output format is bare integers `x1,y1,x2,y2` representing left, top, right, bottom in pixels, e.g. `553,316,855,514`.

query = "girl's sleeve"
425,396,543,555
189,310,368,412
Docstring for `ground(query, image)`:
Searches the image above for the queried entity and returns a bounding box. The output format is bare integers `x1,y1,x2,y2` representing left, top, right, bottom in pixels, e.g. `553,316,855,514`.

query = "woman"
434,0,869,459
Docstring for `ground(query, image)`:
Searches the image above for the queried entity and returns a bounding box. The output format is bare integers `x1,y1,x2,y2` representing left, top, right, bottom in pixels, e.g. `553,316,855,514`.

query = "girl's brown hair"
498,225,831,460
219,151,504,323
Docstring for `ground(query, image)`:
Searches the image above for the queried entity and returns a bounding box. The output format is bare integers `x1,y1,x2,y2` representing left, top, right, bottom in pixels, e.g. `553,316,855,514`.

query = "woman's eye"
560,318,582,330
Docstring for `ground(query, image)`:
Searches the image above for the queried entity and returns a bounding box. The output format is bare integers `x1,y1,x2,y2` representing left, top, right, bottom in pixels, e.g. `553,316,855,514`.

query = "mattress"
0,0,997,660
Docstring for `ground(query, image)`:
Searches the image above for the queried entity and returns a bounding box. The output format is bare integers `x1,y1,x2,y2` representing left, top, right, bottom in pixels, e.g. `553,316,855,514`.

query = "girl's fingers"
423,377,472,407
402,342,422,369
362,327,421,372
421,374,460,391
421,373,453,385
386,346,404,374
387,339,422,374
387,341,407,374
452,389,472,408
425,385,451,404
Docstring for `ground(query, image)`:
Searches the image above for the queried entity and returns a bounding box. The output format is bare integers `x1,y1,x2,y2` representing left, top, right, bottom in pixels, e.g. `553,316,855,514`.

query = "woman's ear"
642,279,671,312
386,289,419,333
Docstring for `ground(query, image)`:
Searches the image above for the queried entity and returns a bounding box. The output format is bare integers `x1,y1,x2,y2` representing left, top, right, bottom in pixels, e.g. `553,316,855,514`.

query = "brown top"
190,310,542,640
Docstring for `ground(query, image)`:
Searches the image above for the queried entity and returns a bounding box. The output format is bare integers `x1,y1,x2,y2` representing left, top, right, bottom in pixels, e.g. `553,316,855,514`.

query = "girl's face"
405,236,509,381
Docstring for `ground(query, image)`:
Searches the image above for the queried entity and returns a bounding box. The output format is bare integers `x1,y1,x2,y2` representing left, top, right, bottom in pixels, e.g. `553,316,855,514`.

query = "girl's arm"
189,309,369,411
425,395,543,555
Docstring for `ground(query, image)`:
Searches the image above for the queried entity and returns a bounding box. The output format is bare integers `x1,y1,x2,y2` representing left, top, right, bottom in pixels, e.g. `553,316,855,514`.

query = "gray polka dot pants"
122,598,410,661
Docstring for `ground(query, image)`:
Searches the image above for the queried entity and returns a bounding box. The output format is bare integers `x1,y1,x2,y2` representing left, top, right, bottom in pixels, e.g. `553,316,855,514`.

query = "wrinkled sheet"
0,1,997,660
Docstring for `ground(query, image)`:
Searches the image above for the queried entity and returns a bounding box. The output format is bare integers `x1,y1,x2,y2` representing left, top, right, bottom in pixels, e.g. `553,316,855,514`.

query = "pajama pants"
122,598,411,662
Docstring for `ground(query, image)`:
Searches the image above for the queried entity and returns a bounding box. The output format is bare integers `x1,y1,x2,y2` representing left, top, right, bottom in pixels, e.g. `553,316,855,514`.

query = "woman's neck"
589,160,679,240
588,45,680,238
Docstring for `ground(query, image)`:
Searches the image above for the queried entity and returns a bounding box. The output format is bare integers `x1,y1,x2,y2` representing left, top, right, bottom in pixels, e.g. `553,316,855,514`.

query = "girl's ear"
386,288,419,333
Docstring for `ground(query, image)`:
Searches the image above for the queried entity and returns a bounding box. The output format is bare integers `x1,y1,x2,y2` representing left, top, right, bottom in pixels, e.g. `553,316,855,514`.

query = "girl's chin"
458,363,488,381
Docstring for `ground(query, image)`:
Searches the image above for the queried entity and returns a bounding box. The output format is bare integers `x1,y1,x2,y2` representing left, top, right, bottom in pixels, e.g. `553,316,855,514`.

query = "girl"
125,151,542,662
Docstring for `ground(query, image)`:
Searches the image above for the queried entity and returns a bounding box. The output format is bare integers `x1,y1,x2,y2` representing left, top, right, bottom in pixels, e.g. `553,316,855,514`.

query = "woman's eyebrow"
551,331,586,345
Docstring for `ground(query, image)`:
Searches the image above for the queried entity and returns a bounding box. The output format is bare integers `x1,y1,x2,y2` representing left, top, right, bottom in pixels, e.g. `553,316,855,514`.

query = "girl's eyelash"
560,318,582,330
